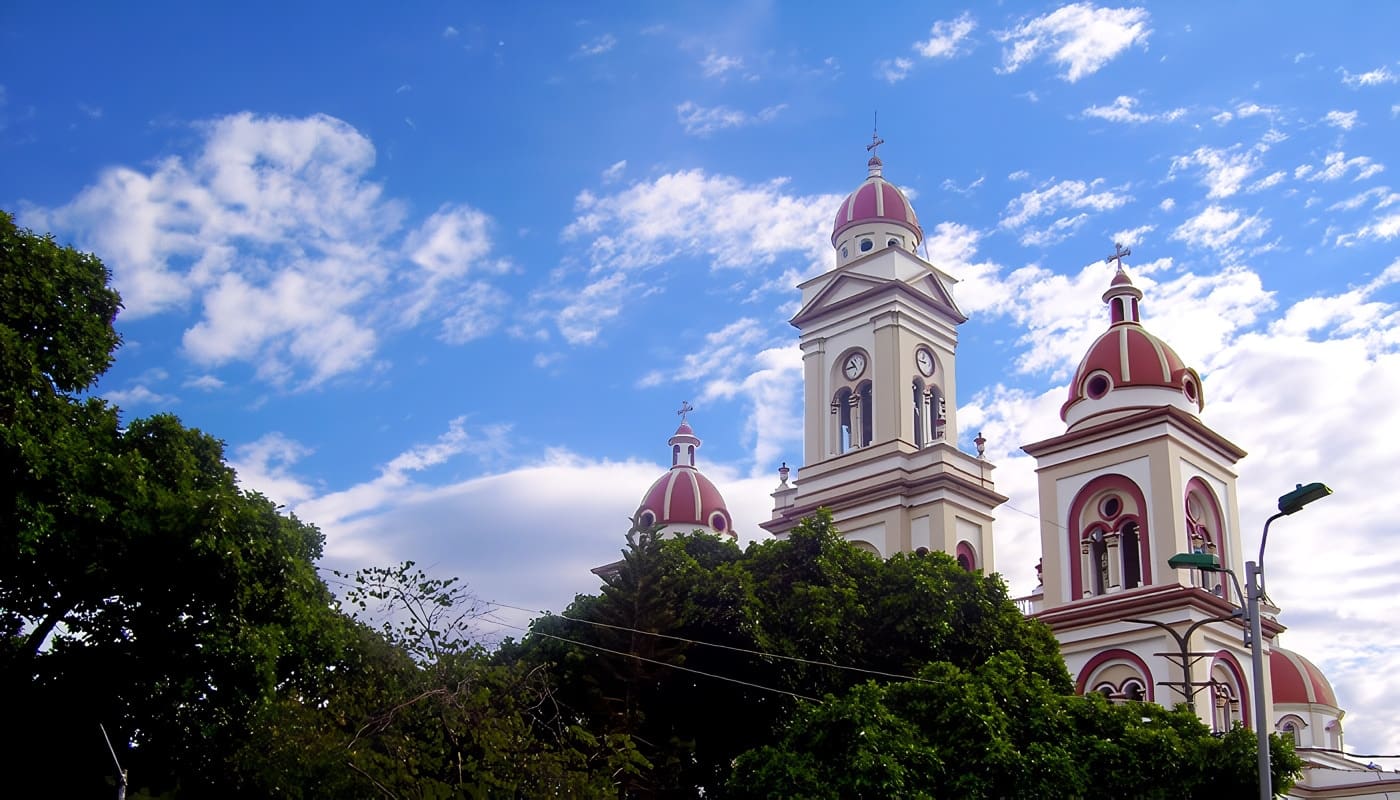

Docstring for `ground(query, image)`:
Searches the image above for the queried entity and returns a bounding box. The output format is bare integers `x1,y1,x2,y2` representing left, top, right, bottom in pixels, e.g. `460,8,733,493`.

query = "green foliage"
730,655,1301,799
510,511,1076,797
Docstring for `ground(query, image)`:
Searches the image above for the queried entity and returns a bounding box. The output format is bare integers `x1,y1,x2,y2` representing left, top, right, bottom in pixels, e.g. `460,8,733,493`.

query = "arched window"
1067,476,1151,600
672,444,680,465
1122,680,1146,703
1076,650,1154,702
912,378,926,447
1086,528,1109,595
1210,653,1249,731
857,381,873,448
929,386,945,442
956,541,978,572
1121,520,1141,590
1278,716,1305,747
832,387,854,454
687,445,695,466
1211,681,1239,733
1185,479,1230,601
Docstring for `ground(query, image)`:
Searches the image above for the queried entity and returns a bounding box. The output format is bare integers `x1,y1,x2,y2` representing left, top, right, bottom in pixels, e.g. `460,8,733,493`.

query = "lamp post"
1170,482,1331,800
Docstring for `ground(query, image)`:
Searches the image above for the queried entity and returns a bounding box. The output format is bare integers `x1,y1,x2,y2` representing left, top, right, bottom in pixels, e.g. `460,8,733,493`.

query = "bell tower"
763,142,1004,569
1021,249,1272,728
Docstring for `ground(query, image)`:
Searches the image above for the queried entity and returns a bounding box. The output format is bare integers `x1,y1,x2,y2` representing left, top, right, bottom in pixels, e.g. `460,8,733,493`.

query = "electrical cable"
482,612,823,703
489,599,946,685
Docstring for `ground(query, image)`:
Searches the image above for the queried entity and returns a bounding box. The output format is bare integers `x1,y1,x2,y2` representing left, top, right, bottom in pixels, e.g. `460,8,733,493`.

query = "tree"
729,654,1304,799
1,214,348,796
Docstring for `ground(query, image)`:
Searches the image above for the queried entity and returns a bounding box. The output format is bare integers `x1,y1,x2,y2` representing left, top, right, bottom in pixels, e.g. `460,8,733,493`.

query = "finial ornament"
677,400,694,422
1104,242,1132,271
866,111,884,156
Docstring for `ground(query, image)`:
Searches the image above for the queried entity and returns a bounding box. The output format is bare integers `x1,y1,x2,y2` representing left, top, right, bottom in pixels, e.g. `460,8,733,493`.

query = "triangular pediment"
792,249,966,327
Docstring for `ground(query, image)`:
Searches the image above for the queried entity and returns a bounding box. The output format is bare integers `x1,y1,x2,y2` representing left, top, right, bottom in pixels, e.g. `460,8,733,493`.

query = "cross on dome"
676,400,694,423
1104,242,1132,272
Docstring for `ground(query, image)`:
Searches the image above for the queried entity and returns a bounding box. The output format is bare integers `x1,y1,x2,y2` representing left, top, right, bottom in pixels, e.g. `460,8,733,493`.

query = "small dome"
1061,267,1205,429
634,420,734,538
830,155,923,249
1271,647,1340,708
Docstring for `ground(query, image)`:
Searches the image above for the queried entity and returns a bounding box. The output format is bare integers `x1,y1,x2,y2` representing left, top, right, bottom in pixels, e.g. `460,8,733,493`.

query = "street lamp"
1170,482,1331,800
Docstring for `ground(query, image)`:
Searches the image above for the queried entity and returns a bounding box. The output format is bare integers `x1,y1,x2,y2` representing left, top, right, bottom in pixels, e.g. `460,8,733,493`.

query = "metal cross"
867,112,884,155
677,400,694,422
1104,242,1132,270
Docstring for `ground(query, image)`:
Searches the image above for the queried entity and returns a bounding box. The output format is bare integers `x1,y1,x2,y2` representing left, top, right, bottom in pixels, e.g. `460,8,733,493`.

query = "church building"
606,145,1395,797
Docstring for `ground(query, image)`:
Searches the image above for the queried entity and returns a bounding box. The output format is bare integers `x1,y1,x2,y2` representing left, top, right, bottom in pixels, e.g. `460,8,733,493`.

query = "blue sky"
4,1,1399,760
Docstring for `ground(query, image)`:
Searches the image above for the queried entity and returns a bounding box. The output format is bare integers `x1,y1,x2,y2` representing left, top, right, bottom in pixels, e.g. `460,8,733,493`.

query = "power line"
482,613,823,704
489,599,947,686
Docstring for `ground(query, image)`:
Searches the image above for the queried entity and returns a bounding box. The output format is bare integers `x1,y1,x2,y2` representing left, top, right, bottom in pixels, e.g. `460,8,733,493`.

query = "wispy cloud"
877,57,915,84
999,176,1130,245
1170,144,1268,199
1322,109,1359,130
915,12,977,59
996,3,1151,82
1082,95,1185,124
700,51,744,79
578,34,616,56
675,101,786,136
1341,65,1397,88
1170,204,1270,261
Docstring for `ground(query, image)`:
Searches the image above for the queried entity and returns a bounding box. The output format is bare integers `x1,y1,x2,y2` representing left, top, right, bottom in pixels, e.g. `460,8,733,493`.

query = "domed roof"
830,155,923,248
634,417,734,538
1271,647,1340,708
1061,266,1205,429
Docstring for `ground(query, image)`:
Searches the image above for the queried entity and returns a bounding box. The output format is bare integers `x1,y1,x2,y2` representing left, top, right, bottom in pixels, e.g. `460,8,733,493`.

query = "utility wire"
490,599,947,686
482,613,823,704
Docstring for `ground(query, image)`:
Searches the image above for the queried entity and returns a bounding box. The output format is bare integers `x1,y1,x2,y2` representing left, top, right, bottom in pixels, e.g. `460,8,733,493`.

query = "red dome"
1271,648,1340,707
1061,267,1204,424
635,467,732,536
830,156,923,247
634,418,733,537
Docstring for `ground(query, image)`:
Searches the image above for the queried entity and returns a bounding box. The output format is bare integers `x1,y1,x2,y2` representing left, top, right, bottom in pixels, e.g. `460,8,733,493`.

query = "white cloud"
1235,102,1277,119
1082,95,1185,124
700,51,744,78
183,374,224,391
1110,224,1154,247
232,432,318,507
104,384,177,408
1327,186,1397,212
877,57,915,83
563,168,838,277
601,159,627,184
1302,151,1385,183
26,113,519,388
1169,144,1270,199
442,26,459,39
999,177,1130,244
1170,204,1269,260
996,2,1151,82
1341,65,1397,87
1158,197,1176,212
1323,109,1359,130
578,34,616,56
1336,212,1400,245
1247,171,1286,192
675,101,786,136
915,12,977,59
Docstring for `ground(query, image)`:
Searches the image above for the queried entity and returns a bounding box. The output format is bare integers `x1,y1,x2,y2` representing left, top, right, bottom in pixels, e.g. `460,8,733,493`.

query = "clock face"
916,348,935,377
843,352,867,380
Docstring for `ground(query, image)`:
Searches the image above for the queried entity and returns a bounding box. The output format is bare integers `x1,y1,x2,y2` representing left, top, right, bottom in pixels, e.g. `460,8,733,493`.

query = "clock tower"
763,146,1004,569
